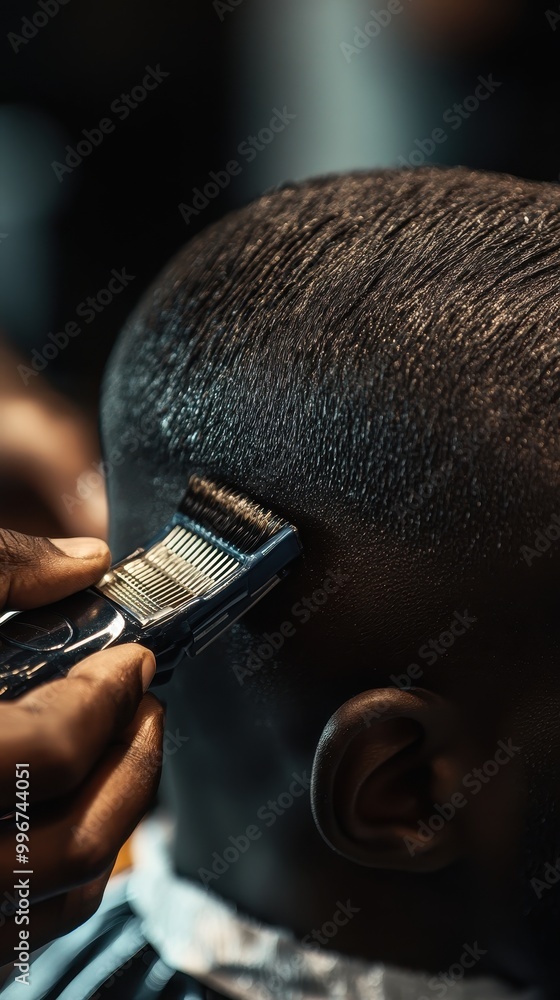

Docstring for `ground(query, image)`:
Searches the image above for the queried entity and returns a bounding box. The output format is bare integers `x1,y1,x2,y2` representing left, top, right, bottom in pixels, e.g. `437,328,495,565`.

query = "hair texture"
102,167,560,568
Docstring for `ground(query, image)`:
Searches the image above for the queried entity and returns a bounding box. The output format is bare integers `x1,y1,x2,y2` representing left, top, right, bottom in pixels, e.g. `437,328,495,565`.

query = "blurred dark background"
0,0,558,534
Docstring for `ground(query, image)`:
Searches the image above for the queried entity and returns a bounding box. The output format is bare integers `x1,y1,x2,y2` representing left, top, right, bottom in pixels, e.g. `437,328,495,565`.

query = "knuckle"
130,703,165,781
0,530,41,596
0,529,42,567
74,648,143,714
132,743,164,788
144,695,165,730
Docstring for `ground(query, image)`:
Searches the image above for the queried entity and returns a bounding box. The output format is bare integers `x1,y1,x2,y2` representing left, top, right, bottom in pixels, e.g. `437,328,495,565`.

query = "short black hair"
102,167,560,570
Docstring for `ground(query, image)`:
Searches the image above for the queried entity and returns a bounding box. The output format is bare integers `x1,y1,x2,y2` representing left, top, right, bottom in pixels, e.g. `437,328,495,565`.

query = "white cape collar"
128,818,538,1000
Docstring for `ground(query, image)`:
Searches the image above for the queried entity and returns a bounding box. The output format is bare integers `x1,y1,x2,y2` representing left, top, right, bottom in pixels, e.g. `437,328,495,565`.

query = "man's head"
102,167,560,985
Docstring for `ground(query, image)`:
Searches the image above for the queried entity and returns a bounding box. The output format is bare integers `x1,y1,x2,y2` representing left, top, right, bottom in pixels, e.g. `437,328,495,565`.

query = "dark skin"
109,466,560,993
0,530,163,970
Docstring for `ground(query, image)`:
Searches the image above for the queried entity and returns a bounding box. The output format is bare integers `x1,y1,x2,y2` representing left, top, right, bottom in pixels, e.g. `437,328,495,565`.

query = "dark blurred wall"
0,0,229,407
396,0,560,182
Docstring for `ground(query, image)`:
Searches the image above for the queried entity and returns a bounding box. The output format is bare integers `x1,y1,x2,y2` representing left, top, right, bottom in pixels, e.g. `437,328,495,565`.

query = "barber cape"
2,817,540,1000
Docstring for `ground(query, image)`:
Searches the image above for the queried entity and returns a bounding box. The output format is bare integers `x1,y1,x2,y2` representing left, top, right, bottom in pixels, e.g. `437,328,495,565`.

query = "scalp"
102,167,560,571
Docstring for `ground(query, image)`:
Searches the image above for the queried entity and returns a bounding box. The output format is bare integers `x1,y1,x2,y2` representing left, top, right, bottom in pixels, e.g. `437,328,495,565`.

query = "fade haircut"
102,167,560,572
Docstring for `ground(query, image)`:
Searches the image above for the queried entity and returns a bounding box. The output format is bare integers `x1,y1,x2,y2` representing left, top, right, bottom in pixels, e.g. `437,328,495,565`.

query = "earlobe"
310,687,464,872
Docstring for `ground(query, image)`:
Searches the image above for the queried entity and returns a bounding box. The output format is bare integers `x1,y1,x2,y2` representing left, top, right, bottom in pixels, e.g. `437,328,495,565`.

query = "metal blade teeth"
98,526,240,623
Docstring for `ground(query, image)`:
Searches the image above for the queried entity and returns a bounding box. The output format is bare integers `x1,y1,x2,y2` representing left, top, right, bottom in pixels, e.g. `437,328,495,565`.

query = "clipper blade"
96,477,302,641
97,523,240,625
179,476,287,553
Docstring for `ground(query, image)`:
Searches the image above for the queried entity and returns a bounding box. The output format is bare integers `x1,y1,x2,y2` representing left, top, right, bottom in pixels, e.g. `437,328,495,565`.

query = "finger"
0,865,114,968
0,529,110,609
14,695,163,899
0,645,156,807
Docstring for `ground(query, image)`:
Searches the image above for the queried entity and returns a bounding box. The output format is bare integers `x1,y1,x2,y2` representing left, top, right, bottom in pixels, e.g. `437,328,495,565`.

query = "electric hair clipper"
0,477,302,699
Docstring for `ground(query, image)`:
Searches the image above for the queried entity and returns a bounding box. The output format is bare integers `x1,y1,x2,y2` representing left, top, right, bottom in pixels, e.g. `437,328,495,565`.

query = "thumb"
0,530,111,610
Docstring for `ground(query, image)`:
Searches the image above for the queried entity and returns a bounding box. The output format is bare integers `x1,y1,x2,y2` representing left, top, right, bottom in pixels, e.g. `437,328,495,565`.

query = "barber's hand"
0,531,164,966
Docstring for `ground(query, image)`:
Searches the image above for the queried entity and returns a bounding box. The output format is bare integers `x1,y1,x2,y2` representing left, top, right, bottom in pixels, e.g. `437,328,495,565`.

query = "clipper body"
0,481,301,699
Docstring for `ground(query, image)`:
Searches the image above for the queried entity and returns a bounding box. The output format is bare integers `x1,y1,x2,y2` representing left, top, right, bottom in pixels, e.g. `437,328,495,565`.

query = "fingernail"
50,536,109,560
141,649,157,692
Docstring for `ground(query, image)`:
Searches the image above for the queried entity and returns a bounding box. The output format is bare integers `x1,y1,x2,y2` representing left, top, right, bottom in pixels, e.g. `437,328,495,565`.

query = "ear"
310,688,466,872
